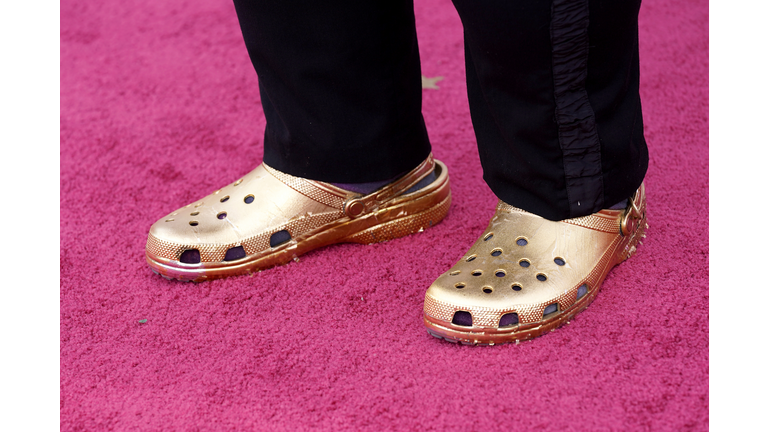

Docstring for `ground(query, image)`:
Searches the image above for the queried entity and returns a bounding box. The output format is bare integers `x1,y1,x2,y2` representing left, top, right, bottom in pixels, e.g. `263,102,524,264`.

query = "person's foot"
146,154,451,282
423,184,647,345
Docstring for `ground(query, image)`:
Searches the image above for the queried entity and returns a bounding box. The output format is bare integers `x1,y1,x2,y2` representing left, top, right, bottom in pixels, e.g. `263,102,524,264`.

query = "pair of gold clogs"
146,154,646,345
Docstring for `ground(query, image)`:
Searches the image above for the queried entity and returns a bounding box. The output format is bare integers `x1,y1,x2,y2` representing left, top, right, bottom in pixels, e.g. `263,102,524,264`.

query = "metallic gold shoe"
423,184,647,345
146,154,451,282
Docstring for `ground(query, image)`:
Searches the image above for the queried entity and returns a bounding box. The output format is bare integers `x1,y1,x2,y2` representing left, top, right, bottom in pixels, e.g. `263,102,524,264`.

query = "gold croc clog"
423,184,647,345
147,154,451,282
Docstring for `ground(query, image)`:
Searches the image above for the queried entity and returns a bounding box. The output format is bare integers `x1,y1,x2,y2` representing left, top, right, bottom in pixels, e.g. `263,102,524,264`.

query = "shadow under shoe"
423,184,647,345
146,154,451,282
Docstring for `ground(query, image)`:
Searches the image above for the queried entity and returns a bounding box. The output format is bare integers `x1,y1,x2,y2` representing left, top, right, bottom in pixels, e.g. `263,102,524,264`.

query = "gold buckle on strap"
620,187,644,236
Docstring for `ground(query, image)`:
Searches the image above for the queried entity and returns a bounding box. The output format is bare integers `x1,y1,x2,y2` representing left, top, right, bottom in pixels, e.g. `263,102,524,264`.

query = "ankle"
332,167,437,195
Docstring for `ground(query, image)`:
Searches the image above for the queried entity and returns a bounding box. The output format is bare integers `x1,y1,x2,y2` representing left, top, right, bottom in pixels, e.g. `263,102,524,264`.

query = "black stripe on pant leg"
550,0,604,217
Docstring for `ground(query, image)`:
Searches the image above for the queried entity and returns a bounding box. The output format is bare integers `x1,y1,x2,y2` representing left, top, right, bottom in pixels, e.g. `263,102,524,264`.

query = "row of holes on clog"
450,284,589,327
178,230,292,264
166,194,256,225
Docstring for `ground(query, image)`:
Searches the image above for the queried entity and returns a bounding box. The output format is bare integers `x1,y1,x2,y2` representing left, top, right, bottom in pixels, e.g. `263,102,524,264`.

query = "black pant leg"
232,0,431,183
453,0,648,220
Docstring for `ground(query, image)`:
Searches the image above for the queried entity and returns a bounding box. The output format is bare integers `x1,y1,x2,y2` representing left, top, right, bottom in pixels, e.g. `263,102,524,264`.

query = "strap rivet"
345,199,365,218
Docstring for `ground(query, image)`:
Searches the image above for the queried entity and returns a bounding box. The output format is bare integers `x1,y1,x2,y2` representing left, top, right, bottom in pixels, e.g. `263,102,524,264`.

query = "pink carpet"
60,0,709,429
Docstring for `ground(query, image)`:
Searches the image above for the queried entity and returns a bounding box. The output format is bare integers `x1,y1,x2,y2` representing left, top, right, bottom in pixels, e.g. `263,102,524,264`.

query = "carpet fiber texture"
61,0,709,429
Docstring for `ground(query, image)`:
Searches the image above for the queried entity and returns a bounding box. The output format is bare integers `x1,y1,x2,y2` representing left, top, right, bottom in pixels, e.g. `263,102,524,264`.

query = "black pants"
233,0,648,221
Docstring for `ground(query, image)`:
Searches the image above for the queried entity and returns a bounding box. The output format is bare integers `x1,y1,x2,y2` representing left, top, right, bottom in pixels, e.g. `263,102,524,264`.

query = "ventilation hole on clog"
543,303,558,317
214,189,221,195
220,196,230,203
519,259,530,268
223,246,246,261
577,284,588,299
190,211,199,216
450,270,461,276
483,233,494,241
516,237,528,246
554,257,566,266
179,249,201,264
194,202,203,208
471,270,482,277
536,273,547,282
244,195,254,204
452,311,473,326
269,230,291,248
483,287,493,294
499,313,519,327
189,221,199,226
165,219,174,222
511,284,522,291
455,283,465,289
234,179,243,186
495,270,506,277
217,212,227,220
466,255,477,262
491,248,502,257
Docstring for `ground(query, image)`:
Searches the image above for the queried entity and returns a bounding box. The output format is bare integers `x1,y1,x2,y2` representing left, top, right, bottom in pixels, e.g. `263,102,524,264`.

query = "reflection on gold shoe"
423,184,646,345
146,154,451,282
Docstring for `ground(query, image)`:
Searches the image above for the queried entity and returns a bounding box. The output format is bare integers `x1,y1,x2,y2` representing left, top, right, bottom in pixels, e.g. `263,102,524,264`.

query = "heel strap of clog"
263,154,436,219
342,154,435,218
